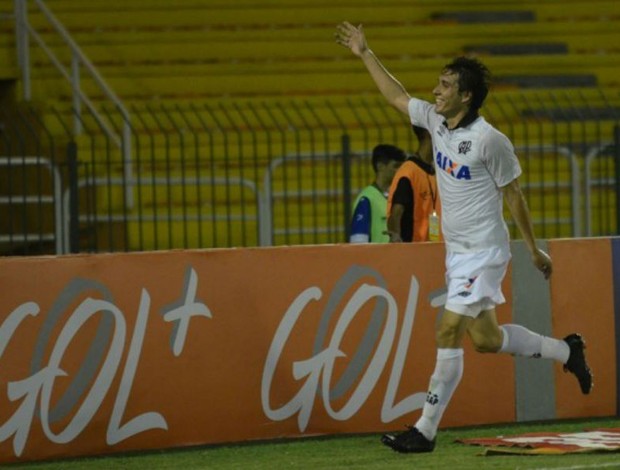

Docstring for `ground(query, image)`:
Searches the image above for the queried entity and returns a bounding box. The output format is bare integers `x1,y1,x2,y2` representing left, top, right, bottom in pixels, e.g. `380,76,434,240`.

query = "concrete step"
22,54,620,103
22,0,618,30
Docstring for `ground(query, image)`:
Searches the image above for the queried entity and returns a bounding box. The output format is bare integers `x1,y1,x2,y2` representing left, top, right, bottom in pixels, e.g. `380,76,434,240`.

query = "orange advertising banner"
548,239,617,419
0,243,518,463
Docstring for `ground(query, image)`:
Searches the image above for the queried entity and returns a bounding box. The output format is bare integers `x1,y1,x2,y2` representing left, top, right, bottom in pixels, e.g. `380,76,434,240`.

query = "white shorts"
444,245,510,318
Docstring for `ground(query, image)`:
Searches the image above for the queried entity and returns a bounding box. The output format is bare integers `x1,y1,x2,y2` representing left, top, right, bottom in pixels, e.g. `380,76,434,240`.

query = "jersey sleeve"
481,129,522,188
350,196,372,243
408,97,443,132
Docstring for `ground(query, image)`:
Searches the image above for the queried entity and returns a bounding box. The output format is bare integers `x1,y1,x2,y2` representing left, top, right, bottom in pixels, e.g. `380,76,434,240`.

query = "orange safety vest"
387,156,441,242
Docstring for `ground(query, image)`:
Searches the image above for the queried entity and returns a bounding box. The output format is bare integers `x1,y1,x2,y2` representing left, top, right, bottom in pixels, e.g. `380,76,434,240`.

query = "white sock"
499,324,569,363
414,348,463,441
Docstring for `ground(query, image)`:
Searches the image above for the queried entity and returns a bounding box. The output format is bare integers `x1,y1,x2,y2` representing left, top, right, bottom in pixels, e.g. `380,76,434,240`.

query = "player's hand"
335,22,368,57
532,248,552,279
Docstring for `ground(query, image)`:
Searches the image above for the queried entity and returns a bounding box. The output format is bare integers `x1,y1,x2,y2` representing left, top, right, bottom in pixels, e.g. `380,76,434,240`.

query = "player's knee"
472,335,502,353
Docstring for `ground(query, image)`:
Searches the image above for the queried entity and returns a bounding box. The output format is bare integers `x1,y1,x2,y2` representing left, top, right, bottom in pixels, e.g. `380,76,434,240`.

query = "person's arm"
502,178,552,279
387,204,404,243
350,196,372,243
335,22,410,115
387,176,413,242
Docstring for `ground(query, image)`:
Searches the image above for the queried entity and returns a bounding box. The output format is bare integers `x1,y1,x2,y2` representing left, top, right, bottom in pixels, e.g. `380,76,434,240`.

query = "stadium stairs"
0,0,618,251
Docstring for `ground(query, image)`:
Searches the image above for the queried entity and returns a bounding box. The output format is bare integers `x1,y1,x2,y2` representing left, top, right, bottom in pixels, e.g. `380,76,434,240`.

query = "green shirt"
350,184,389,243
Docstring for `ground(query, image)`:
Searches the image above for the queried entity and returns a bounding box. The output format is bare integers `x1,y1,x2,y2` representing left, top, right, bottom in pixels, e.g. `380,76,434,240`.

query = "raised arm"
335,22,410,115
502,178,553,279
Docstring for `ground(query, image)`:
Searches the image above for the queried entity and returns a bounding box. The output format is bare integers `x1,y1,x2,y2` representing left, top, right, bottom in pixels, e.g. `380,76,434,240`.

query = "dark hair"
371,144,406,172
443,56,491,111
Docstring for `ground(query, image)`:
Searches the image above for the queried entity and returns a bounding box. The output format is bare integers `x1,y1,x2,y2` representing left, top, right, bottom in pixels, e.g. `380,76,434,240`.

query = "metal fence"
0,90,619,256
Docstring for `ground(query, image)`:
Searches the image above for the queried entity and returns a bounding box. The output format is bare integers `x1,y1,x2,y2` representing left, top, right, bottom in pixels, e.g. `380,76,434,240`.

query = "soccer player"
386,125,441,243
335,21,593,453
350,144,406,243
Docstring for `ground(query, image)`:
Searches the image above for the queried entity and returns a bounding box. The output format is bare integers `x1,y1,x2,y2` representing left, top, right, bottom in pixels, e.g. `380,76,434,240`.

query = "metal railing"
13,0,133,206
0,92,619,255
62,176,261,253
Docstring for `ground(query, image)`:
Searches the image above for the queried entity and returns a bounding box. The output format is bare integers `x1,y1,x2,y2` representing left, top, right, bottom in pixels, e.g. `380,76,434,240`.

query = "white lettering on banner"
0,264,440,457
163,268,213,357
382,276,427,422
0,302,47,456
107,290,168,445
261,276,429,432
40,298,128,445
0,268,209,457
322,285,398,420
261,287,326,431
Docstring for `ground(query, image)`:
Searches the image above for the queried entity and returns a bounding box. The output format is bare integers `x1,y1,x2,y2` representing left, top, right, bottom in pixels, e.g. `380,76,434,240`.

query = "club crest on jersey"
458,140,472,155
436,151,471,180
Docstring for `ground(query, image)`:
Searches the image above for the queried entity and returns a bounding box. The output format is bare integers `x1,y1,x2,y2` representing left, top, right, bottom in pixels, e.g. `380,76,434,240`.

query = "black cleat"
563,333,593,395
381,426,435,453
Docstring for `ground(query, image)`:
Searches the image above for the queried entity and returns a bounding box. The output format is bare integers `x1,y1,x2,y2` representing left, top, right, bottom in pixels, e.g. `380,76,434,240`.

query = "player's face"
432,71,468,119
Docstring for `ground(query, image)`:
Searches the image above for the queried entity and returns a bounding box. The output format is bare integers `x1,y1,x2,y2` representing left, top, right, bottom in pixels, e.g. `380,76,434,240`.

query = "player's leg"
467,308,593,394
415,308,470,440
464,304,503,353
497,322,592,394
468,306,570,360
382,248,492,453
408,246,506,444
382,308,471,453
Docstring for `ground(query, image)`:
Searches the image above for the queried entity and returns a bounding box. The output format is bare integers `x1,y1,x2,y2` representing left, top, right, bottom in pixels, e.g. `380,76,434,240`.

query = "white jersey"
408,98,522,253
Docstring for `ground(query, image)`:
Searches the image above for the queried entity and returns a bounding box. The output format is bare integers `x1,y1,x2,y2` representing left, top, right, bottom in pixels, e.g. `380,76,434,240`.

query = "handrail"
584,142,614,236
13,0,133,206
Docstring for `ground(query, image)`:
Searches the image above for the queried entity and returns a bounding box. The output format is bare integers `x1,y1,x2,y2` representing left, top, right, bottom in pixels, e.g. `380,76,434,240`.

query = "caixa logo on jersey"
436,151,471,180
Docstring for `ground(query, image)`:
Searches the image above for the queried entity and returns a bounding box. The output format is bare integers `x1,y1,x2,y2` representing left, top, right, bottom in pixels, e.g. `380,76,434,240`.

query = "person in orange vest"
386,125,441,242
